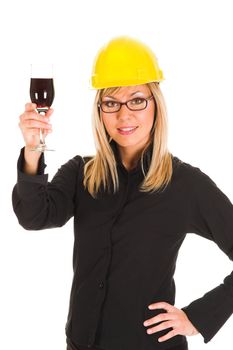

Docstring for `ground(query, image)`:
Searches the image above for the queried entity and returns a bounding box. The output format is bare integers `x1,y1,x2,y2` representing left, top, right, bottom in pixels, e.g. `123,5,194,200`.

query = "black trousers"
67,346,188,350
66,337,103,350
66,338,189,350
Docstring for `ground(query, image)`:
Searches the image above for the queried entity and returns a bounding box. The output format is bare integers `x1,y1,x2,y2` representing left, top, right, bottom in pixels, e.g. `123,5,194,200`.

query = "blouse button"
99,281,104,288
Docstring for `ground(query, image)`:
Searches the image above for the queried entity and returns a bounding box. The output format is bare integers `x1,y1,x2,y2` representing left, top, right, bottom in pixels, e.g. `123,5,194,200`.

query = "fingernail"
148,305,152,309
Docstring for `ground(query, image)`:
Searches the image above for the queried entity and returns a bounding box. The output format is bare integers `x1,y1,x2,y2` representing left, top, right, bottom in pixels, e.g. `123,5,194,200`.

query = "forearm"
23,146,42,175
185,165,233,343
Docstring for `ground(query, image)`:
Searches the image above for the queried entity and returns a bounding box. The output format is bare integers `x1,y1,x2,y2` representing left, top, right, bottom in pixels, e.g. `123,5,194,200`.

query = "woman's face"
100,84,155,154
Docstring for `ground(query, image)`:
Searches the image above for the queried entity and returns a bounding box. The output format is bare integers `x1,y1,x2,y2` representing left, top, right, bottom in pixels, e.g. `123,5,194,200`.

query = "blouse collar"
109,139,154,176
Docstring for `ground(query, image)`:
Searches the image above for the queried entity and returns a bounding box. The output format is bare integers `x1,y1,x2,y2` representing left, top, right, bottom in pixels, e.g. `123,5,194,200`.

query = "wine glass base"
30,144,55,152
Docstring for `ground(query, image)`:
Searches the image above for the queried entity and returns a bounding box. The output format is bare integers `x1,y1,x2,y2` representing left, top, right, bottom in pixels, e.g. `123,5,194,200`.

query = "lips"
117,126,138,131
117,126,138,135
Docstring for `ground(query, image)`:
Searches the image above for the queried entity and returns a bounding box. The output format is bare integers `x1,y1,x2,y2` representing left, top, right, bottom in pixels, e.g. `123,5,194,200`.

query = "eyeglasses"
98,95,154,113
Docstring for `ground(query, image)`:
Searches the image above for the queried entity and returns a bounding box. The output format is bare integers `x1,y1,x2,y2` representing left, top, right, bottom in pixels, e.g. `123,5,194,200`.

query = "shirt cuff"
17,147,48,184
181,283,233,344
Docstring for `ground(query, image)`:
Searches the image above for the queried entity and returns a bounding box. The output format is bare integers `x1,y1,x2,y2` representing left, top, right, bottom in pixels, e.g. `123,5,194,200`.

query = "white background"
1,0,233,349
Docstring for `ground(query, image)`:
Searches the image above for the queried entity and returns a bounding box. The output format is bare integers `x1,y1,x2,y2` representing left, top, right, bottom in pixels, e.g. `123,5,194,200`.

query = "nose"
117,103,134,120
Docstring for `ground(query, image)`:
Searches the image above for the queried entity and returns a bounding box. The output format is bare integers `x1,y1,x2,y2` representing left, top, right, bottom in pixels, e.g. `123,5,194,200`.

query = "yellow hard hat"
90,35,164,89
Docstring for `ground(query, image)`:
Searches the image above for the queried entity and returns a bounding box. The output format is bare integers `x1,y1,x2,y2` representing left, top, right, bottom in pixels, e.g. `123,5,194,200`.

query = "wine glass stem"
38,109,48,148
40,128,46,146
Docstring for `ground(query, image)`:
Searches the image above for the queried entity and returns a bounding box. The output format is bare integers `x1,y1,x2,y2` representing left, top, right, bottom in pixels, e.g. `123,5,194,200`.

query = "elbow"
14,208,51,231
13,199,52,230
17,217,47,231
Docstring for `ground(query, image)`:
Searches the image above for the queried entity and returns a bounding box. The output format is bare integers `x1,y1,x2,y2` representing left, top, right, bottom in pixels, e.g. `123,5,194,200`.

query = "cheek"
139,113,155,130
146,107,156,129
102,115,115,134
149,114,156,129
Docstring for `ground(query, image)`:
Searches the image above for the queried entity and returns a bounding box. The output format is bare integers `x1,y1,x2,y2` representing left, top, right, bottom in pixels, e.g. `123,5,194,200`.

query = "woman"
12,36,233,350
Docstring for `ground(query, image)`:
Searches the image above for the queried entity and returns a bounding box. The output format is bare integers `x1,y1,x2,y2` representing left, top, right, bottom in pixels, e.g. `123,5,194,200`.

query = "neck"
117,141,151,171
119,150,141,171
110,138,153,171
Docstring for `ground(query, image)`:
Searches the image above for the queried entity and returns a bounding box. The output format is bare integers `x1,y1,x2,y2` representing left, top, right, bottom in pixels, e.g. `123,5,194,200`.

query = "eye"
103,101,119,108
130,98,144,105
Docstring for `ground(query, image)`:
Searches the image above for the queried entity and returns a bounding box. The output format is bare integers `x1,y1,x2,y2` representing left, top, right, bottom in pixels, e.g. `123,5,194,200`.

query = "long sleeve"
12,147,83,230
181,165,233,343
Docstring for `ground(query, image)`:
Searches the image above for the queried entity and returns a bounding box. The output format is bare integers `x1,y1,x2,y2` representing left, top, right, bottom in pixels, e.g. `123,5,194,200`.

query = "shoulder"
52,154,93,185
171,154,217,189
62,155,85,169
63,154,95,167
53,155,86,178
59,154,95,177
82,155,95,164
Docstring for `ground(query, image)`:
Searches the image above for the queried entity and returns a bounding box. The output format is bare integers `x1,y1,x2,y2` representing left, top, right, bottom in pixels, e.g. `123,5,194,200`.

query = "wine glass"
29,64,55,152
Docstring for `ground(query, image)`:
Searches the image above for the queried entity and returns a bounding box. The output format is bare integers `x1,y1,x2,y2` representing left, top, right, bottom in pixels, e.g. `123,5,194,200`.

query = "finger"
20,111,38,123
148,302,174,312
20,111,51,124
44,128,53,136
24,119,52,130
144,312,176,327
25,102,37,111
23,127,40,135
45,108,54,118
146,320,175,335
158,328,178,342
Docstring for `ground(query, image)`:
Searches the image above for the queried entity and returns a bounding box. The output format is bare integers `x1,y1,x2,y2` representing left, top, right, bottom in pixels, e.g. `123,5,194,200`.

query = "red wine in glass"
29,64,55,152
30,78,55,110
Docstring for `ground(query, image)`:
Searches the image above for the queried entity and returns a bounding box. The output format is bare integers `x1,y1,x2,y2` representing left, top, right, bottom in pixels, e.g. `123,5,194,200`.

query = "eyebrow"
104,91,145,100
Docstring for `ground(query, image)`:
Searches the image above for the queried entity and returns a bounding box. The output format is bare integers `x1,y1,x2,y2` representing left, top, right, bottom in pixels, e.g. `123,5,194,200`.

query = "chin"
116,139,146,150
114,138,137,146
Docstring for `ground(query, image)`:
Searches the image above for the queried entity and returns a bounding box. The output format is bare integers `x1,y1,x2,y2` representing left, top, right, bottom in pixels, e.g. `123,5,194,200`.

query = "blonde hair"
83,82,173,198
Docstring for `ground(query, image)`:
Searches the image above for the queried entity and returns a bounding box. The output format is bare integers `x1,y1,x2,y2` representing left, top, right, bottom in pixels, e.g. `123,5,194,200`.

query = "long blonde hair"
83,82,173,198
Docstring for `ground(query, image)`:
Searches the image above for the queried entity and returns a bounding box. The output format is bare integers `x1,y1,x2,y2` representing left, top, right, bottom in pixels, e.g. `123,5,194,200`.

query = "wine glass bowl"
29,64,55,152
30,78,54,110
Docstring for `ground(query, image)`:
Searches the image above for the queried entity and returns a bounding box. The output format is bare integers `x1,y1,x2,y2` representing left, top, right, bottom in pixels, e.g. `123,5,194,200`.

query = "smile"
117,126,138,135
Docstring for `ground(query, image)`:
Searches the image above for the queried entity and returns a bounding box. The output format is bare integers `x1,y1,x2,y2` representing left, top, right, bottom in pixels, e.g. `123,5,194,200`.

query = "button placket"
87,172,130,348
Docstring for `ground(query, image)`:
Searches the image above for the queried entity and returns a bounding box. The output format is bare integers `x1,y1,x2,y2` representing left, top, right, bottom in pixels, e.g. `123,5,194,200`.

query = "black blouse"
12,141,233,350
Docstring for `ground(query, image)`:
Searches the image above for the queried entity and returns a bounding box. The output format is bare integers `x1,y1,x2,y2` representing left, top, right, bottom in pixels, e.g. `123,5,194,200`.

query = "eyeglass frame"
98,95,154,113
